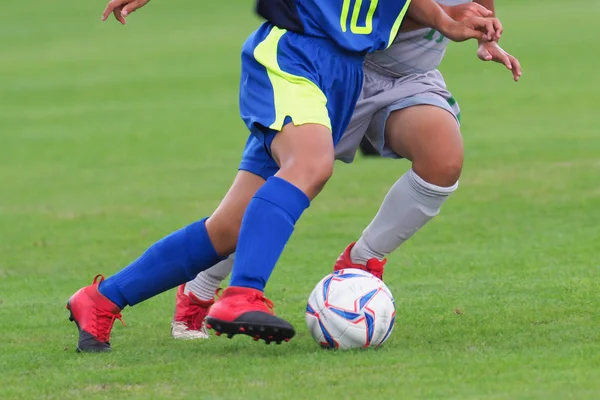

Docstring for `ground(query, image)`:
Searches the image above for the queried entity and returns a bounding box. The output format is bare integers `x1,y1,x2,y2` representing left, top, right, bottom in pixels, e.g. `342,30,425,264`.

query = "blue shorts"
238,23,365,180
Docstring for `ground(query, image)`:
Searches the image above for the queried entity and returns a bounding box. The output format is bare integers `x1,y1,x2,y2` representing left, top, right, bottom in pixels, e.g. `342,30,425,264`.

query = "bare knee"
271,123,335,199
384,106,463,187
278,154,334,198
413,151,463,187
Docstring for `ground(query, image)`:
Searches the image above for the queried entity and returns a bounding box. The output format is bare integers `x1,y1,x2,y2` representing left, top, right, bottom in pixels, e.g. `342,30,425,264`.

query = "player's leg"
338,104,462,276
205,123,332,342
67,170,264,352
171,171,267,339
171,256,234,339
174,125,337,340
171,130,282,339
182,255,234,303
176,39,384,341
205,26,363,344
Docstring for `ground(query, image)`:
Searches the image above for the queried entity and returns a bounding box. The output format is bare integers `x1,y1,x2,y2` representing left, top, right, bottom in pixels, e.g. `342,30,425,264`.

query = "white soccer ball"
306,268,396,349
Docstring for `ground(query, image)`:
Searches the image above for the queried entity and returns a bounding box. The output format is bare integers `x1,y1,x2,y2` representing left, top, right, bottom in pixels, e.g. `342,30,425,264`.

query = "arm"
406,0,501,42
401,2,493,33
406,0,454,34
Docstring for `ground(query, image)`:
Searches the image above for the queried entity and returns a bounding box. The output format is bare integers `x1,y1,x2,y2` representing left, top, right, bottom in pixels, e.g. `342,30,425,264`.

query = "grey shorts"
334,66,461,163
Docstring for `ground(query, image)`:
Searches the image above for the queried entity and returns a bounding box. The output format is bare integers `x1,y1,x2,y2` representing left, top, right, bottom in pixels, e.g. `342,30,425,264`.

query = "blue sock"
230,177,310,291
98,218,225,308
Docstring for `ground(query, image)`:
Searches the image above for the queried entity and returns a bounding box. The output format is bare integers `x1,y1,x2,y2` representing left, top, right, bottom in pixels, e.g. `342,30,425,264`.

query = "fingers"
469,3,493,18
122,0,148,17
476,45,493,61
508,54,523,82
468,29,486,42
495,49,513,70
113,6,126,25
102,0,148,23
469,16,503,41
490,17,503,41
480,18,495,41
102,0,128,21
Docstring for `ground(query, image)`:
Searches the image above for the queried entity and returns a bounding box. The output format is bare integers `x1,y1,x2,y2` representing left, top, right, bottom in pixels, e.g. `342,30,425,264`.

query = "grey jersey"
365,0,471,77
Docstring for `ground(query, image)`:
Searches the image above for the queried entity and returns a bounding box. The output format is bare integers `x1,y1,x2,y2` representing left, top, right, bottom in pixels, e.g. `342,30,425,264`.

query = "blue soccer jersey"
256,0,411,53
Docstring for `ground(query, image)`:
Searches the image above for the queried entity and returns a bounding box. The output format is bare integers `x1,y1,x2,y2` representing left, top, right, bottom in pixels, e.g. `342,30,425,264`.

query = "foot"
334,242,387,280
66,275,125,352
171,284,215,340
205,286,295,344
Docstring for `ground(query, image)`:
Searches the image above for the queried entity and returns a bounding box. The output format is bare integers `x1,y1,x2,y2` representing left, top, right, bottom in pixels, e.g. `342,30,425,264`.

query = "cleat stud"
265,341,271,345
276,340,282,345
284,338,290,342
215,331,222,336
227,333,234,339
268,336,274,340
239,327,246,332
253,335,260,341
206,324,212,329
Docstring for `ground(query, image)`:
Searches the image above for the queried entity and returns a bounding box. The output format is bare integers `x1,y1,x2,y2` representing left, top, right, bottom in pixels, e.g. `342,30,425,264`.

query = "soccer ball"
305,268,396,349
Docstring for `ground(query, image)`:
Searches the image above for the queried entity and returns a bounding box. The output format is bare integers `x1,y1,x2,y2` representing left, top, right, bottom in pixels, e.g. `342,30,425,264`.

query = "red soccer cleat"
171,284,215,340
334,242,387,280
66,275,125,352
205,286,295,344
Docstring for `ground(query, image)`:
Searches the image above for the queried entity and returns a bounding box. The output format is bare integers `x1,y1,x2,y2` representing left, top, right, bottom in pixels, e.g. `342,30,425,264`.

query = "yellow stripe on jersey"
387,0,412,48
252,26,331,131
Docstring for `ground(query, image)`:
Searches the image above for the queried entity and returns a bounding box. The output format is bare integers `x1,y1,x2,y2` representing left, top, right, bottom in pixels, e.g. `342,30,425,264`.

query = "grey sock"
351,169,458,264
185,254,234,300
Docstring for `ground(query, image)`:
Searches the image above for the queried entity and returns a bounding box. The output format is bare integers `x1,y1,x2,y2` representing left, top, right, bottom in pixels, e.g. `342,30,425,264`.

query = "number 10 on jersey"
340,0,379,35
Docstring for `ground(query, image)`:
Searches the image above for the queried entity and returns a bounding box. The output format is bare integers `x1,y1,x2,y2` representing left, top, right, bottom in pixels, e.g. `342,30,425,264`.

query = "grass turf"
1,0,599,399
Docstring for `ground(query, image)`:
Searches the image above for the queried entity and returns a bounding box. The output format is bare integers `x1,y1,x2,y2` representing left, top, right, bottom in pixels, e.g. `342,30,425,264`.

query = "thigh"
384,104,463,186
384,104,462,162
362,70,461,160
239,23,363,173
271,123,334,199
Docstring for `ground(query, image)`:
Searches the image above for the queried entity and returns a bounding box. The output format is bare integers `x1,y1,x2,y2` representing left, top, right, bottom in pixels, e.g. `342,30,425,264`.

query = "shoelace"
91,274,126,342
248,292,274,311
179,288,223,330
365,258,387,280
180,303,206,330
95,309,126,342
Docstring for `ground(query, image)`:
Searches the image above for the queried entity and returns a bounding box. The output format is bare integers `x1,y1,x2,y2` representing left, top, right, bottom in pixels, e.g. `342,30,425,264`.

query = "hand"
440,16,503,43
444,2,493,21
102,0,150,25
477,41,523,82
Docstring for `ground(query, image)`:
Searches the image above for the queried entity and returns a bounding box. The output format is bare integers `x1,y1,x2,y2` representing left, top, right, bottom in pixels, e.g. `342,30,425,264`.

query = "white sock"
184,254,234,301
351,168,458,264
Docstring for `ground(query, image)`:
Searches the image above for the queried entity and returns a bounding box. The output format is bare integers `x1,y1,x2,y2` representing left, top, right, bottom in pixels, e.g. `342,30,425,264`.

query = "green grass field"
1,0,599,399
